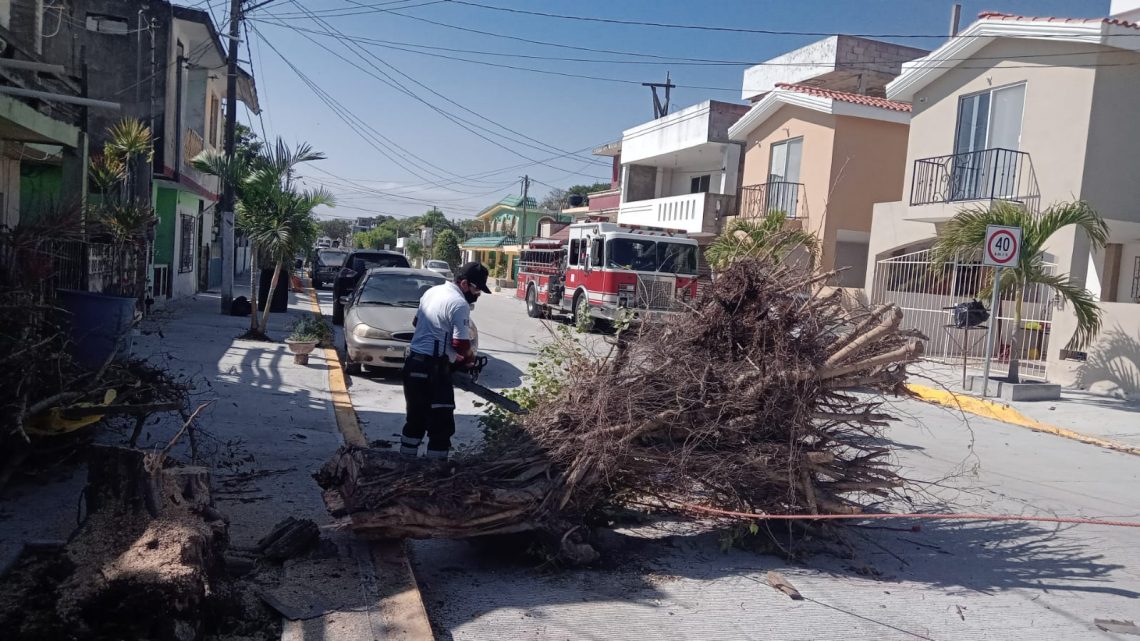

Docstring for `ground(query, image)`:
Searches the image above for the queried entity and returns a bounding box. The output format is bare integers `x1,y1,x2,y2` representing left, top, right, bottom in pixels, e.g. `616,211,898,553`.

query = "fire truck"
515,222,701,326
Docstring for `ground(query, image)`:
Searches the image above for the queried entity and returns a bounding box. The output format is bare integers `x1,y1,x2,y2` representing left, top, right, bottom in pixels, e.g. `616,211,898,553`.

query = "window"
357,272,444,307
590,237,604,267
568,239,581,266
86,13,128,34
208,95,220,147
768,137,803,215
607,238,658,272
179,215,195,273
1132,256,1140,301
656,242,698,275
689,174,711,193
952,83,1025,200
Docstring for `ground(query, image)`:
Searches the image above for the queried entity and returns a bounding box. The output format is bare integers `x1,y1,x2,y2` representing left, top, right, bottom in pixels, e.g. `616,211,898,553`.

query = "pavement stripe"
305,286,367,448
906,383,1140,456
303,282,435,640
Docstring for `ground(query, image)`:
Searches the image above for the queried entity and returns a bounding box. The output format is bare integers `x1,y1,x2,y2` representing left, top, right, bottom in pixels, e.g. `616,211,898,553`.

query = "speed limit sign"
983,225,1021,267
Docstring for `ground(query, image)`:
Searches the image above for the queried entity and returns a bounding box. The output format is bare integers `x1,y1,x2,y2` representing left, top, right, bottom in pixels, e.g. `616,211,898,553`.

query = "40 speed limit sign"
983,225,1022,267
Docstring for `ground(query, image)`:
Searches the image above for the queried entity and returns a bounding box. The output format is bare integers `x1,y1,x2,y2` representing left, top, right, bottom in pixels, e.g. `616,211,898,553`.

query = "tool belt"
404,343,455,409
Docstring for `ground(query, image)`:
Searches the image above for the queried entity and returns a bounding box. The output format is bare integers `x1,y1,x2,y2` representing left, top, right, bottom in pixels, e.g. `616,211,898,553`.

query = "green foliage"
433,229,461,268
705,210,819,271
477,326,581,451
318,219,353,243
288,313,333,345
354,227,397,250
419,207,458,234
404,238,424,262
931,200,1108,354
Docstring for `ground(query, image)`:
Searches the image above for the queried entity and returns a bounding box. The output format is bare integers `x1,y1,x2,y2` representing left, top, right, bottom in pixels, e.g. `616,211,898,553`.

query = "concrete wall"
829,116,910,236
1051,302,1140,397
835,240,869,288
623,164,657,203
621,101,748,165
1080,49,1140,226
171,189,200,299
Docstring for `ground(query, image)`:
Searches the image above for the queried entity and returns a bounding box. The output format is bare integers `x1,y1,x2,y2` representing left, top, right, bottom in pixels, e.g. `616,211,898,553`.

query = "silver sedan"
341,268,446,374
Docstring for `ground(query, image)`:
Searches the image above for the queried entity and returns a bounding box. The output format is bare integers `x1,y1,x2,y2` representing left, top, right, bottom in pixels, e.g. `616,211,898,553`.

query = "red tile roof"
774,83,912,112
977,11,1140,31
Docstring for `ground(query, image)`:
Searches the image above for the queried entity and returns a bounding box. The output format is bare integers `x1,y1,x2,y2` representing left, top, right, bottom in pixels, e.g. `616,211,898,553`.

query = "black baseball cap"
456,262,492,293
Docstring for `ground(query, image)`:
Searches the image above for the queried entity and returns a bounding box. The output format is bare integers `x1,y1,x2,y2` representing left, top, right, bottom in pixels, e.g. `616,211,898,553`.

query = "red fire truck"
515,222,701,325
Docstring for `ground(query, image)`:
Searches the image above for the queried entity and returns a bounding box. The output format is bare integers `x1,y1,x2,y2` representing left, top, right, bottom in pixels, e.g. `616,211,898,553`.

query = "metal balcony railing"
739,182,806,219
911,148,1040,211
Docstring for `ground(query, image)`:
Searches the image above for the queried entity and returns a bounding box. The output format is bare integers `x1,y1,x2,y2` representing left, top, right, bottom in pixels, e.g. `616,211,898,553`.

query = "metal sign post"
980,225,1022,397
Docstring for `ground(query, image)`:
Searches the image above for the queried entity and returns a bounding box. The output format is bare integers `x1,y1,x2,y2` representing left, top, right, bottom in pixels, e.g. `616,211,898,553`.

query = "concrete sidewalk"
909,362,1140,450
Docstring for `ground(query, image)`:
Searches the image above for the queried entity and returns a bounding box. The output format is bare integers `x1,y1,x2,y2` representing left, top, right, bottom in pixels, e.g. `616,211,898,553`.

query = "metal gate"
872,248,1055,381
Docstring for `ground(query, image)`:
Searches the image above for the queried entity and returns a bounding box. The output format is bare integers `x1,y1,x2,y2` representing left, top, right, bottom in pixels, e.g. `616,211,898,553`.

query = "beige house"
866,8,1140,393
727,83,912,287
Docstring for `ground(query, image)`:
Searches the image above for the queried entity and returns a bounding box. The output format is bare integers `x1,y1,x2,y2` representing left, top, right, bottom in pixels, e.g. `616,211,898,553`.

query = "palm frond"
1032,272,1102,349
1028,201,1109,254
104,118,154,163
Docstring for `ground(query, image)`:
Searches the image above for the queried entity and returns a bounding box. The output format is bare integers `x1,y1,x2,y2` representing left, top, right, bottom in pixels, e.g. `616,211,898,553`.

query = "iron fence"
911,148,1040,211
872,247,1056,380
739,182,806,219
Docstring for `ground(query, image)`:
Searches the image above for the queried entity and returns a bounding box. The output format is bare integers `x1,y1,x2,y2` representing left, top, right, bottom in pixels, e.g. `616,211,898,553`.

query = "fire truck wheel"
573,293,594,332
526,286,542,318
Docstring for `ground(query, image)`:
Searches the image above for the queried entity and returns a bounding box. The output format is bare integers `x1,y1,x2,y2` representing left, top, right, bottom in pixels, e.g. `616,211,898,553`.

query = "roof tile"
977,11,1140,31
774,83,912,112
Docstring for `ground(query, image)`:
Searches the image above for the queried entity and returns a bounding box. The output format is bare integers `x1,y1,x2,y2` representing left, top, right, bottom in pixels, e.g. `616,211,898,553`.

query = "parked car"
310,248,349,289
332,249,410,325
424,259,454,280
341,268,445,374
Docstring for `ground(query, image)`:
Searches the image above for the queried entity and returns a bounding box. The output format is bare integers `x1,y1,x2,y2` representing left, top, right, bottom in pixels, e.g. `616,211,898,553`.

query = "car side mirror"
338,295,351,307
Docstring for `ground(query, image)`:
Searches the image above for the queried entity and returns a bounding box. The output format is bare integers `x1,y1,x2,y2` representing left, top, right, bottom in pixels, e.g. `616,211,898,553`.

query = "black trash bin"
257,267,290,312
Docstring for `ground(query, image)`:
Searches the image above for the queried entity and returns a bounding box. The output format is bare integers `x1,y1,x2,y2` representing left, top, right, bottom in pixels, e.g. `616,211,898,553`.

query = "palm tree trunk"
1008,286,1023,384
249,246,260,332
259,260,283,334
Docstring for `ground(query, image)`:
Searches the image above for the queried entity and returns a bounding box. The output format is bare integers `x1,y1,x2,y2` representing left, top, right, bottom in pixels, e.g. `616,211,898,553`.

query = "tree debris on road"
317,257,925,559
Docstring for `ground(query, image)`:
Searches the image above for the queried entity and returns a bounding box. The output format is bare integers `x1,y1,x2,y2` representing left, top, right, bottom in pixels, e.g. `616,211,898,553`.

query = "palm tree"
932,200,1109,383
194,138,333,336
704,209,819,272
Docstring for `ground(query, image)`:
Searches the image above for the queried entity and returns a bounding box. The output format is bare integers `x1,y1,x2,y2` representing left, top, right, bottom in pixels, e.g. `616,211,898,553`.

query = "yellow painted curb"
906,383,1140,456
306,285,367,448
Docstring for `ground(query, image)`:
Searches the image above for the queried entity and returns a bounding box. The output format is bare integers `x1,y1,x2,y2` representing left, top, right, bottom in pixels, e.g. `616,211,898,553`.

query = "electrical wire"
267,2,610,169
442,1,1140,41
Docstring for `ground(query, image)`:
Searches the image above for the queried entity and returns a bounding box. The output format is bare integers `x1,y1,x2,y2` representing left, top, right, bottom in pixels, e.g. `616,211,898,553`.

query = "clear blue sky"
223,0,1107,221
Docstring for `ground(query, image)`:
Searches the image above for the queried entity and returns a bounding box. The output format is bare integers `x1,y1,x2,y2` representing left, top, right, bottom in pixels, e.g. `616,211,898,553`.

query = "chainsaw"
452,355,527,415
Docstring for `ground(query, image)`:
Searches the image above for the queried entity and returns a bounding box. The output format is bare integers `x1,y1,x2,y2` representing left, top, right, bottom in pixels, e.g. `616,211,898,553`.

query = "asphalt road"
317,284,1140,640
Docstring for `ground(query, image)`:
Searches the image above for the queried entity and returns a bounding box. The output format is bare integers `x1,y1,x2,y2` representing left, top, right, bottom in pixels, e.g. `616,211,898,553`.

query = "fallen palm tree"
317,257,925,554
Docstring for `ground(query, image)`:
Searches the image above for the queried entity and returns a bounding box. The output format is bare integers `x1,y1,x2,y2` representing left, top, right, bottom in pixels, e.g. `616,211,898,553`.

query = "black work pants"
401,353,455,458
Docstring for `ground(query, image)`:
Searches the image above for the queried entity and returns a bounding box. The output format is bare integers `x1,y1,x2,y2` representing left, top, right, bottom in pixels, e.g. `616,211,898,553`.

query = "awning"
461,235,514,248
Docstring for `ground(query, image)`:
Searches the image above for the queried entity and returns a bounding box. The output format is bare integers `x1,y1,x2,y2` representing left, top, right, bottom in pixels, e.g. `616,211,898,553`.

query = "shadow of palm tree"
1075,326,1140,400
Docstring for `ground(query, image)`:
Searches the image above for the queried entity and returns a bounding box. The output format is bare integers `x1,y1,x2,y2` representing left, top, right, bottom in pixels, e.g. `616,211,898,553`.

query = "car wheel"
332,300,344,326
526,285,542,318
342,341,361,376
573,292,594,332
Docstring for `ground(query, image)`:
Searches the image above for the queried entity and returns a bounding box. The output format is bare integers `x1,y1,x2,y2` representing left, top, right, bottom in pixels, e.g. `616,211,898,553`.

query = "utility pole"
520,175,531,246
219,0,243,313
643,72,675,119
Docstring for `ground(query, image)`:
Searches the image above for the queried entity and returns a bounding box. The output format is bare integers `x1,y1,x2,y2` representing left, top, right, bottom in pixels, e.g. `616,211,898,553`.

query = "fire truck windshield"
606,238,697,275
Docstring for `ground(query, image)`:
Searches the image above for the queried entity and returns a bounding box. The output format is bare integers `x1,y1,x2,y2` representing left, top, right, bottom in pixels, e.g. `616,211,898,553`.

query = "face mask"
461,283,480,304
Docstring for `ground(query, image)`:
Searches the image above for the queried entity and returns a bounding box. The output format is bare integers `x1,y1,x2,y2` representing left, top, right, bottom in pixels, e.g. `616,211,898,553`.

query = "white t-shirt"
408,282,471,361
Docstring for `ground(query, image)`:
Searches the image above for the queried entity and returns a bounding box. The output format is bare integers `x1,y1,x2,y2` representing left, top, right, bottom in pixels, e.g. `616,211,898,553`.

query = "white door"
953,84,1024,200
767,138,803,216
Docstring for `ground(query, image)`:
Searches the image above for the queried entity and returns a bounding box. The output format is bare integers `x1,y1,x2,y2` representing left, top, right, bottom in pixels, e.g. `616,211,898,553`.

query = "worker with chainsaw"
400,262,491,459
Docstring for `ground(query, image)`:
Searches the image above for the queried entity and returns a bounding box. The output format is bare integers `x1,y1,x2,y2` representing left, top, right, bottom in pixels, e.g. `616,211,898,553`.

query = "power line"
269,2,609,169
442,1,1136,40
256,8,609,176
249,0,444,19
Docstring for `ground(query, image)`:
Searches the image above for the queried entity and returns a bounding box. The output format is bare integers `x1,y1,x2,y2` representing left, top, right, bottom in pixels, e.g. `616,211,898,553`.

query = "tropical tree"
404,238,424,266
194,138,334,337
318,218,352,244
704,209,819,272
433,229,462,269
931,200,1109,382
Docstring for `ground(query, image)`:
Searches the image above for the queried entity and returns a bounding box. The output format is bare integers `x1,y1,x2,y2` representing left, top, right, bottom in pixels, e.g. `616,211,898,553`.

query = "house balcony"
617,192,736,236
907,148,1040,221
739,182,807,220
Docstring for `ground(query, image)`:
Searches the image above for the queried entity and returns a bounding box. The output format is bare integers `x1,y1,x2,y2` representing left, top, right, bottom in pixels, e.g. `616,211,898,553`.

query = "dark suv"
332,249,410,324
310,248,349,290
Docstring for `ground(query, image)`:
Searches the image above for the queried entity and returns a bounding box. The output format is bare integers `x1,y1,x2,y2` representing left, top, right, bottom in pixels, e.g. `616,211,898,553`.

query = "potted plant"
286,314,331,364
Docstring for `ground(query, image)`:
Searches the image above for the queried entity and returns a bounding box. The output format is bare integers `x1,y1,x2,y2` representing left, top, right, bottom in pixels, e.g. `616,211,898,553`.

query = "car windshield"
350,254,409,272
357,272,444,307
318,250,348,267
426,261,449,270
657,242,698,275
607,238,659,272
